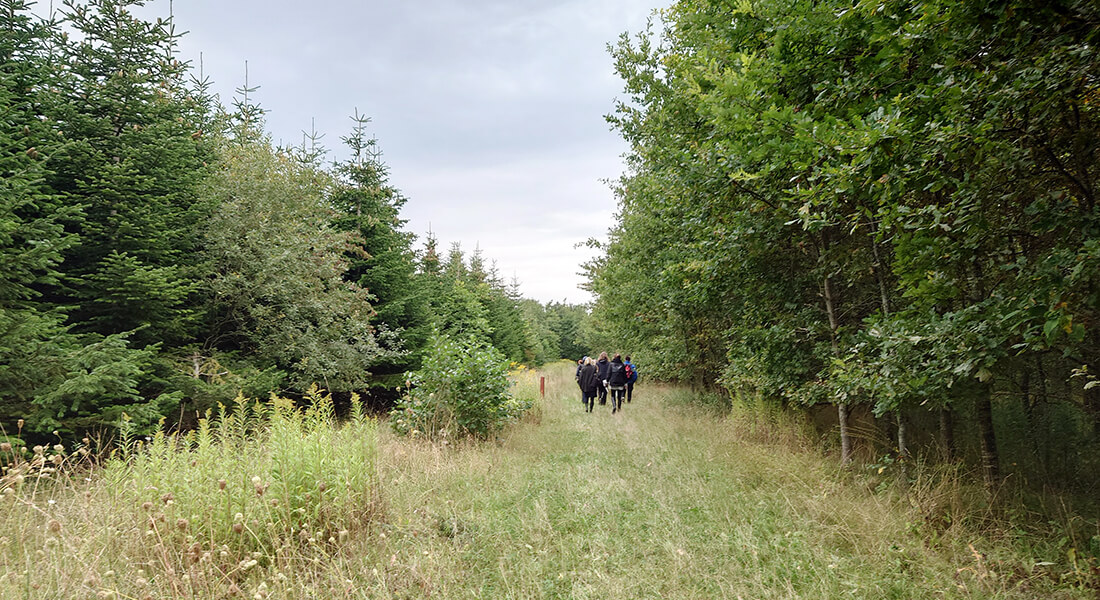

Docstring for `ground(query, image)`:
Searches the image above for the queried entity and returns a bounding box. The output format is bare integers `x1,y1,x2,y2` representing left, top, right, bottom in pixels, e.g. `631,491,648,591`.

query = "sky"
113,0,667,305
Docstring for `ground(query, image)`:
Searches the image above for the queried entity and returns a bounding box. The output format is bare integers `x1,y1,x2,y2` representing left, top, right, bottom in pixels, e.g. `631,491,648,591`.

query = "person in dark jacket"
575,357,587,405
607,354,629,413
578,357,600,413
624,355,638,403
595,352,610,406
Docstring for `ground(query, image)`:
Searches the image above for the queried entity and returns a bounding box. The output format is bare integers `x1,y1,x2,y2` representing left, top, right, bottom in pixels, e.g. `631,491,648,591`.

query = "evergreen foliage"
330,112,430,388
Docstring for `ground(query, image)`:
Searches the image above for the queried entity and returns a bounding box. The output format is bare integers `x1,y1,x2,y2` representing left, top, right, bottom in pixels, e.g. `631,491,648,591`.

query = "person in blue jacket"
624,355,639,403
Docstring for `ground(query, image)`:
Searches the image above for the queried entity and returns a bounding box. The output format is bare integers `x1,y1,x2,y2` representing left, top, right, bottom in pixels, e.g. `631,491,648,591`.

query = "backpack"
608,361,626,384
624,363,634,382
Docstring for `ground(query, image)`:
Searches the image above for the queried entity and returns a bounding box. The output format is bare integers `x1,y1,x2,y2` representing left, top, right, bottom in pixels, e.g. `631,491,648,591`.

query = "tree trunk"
868,222,908,484
897,410,909,490
940,407,955,461
822,270,851,465
975,382,1000,486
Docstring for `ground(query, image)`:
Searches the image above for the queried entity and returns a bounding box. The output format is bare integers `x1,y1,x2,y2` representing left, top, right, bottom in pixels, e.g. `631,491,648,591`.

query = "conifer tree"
0,0,75,430
329,112,430,387
44,0,213,348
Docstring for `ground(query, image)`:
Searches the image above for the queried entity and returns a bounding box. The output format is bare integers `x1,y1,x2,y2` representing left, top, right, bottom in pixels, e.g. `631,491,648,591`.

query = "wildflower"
0,443,11,452
217,479,226,490
52,444,64,453
47,519,61,533
176,518,189,531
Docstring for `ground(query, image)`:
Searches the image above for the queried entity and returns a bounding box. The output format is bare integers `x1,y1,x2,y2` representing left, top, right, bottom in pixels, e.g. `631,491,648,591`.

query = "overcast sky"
117,0,667,304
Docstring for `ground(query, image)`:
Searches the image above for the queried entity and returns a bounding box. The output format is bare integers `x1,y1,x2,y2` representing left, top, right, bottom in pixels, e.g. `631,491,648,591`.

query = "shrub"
390,333,527,439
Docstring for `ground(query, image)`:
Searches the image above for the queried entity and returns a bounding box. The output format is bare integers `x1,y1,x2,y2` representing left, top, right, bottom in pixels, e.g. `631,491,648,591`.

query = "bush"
390,333,527,439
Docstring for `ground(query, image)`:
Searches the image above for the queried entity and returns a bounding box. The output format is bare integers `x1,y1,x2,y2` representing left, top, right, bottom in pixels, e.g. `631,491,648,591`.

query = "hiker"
575,357,587,405
624,355,638,403
607,353,628,413
595,352,610,406
578,357,600,413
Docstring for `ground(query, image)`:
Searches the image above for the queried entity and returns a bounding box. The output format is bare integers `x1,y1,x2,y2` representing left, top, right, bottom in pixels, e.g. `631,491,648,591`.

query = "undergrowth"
0,386,378,599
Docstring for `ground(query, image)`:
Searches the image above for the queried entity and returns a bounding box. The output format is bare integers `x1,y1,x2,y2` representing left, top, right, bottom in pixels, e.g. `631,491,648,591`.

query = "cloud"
130,0,663,303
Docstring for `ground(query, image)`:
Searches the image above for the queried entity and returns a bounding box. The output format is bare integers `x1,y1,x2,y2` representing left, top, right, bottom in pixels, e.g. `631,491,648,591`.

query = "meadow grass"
0,364,1094,598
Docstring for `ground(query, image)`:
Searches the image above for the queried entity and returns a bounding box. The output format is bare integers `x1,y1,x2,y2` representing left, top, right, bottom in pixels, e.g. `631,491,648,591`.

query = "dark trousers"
610,387,625,413
583,392,596,412
598,384,607,405
626,381,634,403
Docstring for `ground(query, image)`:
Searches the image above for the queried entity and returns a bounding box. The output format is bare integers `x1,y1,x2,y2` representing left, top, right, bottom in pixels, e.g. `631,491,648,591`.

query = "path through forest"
362,363,1045,599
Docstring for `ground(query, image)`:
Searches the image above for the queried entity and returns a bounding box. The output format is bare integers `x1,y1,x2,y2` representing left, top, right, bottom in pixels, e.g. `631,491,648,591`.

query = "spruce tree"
44,0,213,348
329,113,430,387
0,0,75,431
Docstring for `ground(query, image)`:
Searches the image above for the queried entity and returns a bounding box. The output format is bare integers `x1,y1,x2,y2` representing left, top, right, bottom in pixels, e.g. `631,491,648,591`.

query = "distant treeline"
585,0,1099,492
0,0,591,443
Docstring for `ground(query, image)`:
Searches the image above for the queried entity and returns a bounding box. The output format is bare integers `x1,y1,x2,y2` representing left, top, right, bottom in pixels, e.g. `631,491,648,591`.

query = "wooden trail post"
540,376,545,398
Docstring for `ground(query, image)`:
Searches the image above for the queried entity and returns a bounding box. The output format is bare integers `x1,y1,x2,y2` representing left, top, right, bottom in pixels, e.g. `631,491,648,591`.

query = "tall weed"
0,386,378,599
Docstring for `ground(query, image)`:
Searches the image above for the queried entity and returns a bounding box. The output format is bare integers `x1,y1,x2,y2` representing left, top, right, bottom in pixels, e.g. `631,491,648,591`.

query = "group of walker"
575,352,638,414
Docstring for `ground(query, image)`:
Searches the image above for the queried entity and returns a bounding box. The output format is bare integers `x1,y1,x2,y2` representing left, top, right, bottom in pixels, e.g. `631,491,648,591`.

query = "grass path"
348,363,1074,599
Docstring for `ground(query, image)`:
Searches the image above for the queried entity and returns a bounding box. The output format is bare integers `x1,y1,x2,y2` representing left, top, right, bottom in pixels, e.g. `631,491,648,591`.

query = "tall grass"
0,386,378,599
